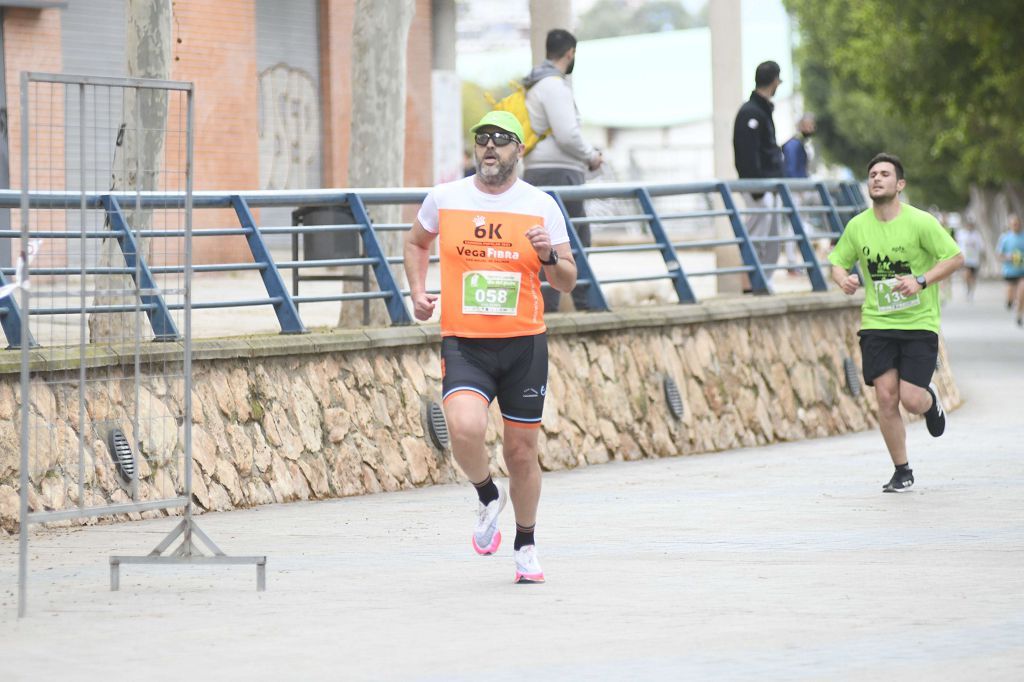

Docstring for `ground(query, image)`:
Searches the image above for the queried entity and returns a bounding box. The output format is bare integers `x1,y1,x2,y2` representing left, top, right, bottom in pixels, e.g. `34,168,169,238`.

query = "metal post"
16,70,29,619
230,194,306,334
546,190,609,311
184,86,195,524
101,195,179,340
816,181,846,239
634,187,696,303
717,183,770,293
846,182,868,212
131,86,144,502
346,193,413,325
291,217,300,310
78,82,87,511
776,183,827,291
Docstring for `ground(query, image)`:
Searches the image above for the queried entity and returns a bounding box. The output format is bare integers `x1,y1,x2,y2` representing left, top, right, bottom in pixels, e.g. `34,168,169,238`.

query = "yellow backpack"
485,81,549,155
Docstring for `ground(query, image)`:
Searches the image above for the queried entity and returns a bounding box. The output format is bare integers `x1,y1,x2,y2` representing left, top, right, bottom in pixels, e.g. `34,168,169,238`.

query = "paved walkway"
1,280,1022,681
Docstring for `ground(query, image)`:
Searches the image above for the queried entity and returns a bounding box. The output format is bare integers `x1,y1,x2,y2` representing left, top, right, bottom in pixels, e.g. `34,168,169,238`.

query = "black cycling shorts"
441,334,548,428
858,329,938,388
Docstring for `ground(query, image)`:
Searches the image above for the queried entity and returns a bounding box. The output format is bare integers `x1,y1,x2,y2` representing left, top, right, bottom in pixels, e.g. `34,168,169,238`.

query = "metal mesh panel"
17,74,262,619
18,75,191,523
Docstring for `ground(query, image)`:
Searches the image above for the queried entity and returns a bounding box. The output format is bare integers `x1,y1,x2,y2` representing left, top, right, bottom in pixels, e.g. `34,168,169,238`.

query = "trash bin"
290,204,369,322
291,204,361,261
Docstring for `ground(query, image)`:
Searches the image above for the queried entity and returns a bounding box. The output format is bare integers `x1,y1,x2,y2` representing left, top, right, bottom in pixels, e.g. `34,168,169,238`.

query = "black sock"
896,463,911,472
472,476,499,506
514,523,535,550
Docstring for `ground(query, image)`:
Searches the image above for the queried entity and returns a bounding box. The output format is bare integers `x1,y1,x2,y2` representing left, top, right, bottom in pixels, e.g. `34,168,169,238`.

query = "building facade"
1,0,435,263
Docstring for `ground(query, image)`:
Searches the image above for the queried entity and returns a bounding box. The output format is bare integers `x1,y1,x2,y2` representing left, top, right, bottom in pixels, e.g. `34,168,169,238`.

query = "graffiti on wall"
258,64,321,189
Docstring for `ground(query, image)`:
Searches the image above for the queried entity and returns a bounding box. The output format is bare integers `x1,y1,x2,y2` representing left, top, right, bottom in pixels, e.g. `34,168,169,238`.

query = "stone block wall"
0,293,961,533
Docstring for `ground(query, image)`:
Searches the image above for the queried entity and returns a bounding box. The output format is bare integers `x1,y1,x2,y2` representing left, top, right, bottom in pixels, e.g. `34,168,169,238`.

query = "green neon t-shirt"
828,203,960,332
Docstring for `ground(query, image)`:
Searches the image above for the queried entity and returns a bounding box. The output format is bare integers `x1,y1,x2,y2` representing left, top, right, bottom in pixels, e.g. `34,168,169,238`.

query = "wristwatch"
539,249,559,266
916,274,928,289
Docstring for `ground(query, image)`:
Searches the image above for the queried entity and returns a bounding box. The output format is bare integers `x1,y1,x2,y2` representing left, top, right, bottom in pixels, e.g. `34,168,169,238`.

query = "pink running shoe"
471,483,506,555
513,545,545,584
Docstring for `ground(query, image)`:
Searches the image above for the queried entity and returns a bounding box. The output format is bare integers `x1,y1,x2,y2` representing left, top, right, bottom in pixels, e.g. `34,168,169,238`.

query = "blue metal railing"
0,179,867,348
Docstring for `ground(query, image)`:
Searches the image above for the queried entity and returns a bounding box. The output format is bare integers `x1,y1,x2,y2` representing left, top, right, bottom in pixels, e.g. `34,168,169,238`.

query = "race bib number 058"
874,278,921,313
462,270,521,315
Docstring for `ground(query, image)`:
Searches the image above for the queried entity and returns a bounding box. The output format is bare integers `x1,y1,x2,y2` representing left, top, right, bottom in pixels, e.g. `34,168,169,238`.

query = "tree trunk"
341,0,415,327
529,0,573,67
88,0,172,343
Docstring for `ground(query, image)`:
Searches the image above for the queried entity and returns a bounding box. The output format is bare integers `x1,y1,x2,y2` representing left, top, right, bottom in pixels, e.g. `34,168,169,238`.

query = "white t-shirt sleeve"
416,189,441,233
545,199,569,246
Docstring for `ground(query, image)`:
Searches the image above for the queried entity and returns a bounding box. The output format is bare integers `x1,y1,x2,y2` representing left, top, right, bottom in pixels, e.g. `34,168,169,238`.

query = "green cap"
470,111,524,144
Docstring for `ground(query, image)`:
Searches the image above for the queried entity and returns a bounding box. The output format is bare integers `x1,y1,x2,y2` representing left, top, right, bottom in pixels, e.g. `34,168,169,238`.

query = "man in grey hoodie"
524,29,603,312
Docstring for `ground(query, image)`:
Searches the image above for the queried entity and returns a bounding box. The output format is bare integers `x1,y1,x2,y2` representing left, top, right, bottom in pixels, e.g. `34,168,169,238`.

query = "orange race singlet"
438,208,546,338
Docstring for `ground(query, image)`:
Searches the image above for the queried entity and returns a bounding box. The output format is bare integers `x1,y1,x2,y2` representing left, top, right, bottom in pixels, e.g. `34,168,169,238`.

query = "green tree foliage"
577,0,704,41
785,0,1024,208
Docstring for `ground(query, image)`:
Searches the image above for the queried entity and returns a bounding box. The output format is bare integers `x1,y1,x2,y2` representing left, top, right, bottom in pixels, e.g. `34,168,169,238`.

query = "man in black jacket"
733,61,785,270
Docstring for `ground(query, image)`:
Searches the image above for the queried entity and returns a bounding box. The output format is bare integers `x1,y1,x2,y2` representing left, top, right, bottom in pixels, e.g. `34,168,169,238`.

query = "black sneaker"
924,382,945,437
883,468,914,493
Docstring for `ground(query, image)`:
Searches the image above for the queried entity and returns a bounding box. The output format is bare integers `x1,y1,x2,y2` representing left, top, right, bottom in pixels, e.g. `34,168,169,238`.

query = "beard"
566,57,575,75
869,185,898,204
475,151,518,187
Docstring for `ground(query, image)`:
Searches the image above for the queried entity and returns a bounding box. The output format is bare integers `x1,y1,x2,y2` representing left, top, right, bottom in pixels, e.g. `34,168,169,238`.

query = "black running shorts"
858,329,938,388
441,334,548,428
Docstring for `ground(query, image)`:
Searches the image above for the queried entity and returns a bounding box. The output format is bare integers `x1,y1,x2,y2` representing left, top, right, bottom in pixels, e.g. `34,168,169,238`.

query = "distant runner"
996,213,1024,326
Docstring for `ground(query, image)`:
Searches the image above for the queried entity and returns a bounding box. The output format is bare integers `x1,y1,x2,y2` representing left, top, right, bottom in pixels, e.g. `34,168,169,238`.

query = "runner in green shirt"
829,153,963,492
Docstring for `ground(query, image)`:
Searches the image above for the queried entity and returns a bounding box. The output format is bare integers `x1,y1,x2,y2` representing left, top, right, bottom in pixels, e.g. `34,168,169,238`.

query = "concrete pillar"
710,0,744,293
430,0,462,184
431,0,455,70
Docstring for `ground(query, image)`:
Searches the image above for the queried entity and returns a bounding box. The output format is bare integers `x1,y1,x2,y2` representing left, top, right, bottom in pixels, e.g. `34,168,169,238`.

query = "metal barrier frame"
0,178,867,344
15,73,264,618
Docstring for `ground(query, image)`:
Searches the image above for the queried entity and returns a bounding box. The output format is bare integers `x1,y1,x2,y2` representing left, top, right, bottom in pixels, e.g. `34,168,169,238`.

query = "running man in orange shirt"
404,111,577,583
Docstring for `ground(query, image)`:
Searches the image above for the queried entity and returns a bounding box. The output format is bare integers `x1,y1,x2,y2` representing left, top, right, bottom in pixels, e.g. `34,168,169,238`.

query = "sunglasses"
474,131,519,147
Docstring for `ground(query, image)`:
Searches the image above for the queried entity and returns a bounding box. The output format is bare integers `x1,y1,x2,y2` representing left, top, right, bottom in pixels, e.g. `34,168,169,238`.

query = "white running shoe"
513,544,545,584
471,483,506,555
